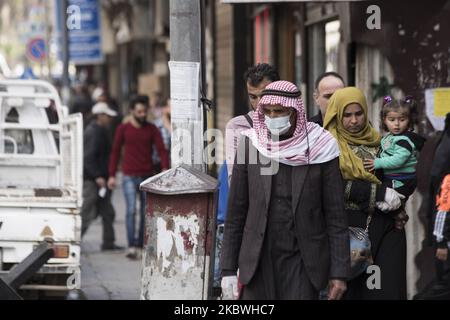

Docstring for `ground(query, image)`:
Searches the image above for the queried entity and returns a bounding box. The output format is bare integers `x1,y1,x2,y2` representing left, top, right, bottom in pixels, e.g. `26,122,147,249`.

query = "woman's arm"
344,179,387,212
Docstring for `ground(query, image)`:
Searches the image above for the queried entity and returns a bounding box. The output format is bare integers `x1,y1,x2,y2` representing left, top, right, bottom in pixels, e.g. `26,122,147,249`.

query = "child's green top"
374,133,417,174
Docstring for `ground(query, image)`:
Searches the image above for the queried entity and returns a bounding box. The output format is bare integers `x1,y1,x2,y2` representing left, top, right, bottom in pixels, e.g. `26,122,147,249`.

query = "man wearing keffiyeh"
220,80,350,300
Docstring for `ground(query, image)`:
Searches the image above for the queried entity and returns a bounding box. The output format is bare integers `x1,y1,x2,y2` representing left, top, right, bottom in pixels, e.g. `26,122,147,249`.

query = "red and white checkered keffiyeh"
241,80,340,166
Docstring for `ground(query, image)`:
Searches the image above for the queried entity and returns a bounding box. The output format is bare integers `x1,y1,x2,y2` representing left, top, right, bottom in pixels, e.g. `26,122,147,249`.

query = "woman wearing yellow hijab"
324,87,381,184
324,87,407,300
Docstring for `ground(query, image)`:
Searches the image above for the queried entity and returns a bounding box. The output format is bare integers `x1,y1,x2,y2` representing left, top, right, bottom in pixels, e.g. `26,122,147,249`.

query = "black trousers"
81,180,116,247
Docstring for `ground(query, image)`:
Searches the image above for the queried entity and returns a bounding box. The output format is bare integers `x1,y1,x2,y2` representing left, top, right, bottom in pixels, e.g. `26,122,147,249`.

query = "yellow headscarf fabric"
323,87,381,184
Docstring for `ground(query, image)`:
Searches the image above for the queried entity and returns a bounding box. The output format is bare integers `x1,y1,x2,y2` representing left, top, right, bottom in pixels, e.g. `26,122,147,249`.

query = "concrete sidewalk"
80,175,142,300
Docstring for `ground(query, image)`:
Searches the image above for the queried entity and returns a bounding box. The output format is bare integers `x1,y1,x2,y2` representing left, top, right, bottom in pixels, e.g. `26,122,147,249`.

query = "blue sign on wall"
55,0,104,65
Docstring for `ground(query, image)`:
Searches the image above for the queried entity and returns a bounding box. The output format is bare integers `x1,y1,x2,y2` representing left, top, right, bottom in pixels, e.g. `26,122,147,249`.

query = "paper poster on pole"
434,88,450,117
169,61,200,121
425,88,450,131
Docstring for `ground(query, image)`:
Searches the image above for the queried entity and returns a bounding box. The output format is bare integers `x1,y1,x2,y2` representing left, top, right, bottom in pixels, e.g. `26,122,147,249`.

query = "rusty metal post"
139,165,217,300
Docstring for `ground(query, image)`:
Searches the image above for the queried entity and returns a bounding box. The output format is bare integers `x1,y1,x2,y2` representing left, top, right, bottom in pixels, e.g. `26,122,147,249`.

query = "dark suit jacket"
308,112,323,127
220,137,350,291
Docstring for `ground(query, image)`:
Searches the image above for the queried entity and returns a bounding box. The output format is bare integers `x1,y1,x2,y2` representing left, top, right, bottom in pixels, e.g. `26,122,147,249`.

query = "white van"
0,80,83,294
0,54,11,79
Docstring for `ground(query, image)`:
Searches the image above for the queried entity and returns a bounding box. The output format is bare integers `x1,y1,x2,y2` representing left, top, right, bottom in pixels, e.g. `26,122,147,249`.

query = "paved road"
80,174,142,300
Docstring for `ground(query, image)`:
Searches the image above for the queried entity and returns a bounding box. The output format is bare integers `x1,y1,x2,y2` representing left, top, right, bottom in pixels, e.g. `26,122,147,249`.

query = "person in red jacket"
108,95,169,260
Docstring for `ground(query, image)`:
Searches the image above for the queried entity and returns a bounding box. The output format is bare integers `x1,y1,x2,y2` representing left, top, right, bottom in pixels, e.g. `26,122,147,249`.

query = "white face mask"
264,114,292,135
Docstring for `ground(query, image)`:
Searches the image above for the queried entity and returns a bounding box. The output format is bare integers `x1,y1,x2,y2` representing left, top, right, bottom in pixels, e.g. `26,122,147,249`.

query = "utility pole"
44,0,52,80
59,0,70,106
141,0,217,302
169,0,205,173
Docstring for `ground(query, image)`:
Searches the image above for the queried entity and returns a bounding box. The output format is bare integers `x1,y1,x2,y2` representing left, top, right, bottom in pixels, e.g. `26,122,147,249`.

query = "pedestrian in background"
225,63,280,184
430,113,450,282
70,82,94,128
81,102,123,251
91,85,123,144
309,71,345,126
412,118,450,300
152,98,172,174
434,175,450,266
108,96,169,260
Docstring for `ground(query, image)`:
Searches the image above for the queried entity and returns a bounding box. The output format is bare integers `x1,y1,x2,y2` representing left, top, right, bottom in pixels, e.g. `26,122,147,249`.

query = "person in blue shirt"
213,162,229,292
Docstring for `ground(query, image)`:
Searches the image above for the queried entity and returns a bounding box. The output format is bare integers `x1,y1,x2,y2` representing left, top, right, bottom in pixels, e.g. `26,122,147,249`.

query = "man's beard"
134,116,147,126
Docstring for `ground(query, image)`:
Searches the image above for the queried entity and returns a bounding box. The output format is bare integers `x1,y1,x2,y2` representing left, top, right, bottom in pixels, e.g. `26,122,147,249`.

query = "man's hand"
363,159,375,172
328,279,346,300
95,177,106,189
221,275,239,300
107,177,116,190
436,248,448,261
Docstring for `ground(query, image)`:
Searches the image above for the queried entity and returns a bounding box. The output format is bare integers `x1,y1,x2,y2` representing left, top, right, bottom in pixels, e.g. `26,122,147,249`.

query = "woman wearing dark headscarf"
220,81,350,300
324,87,407,299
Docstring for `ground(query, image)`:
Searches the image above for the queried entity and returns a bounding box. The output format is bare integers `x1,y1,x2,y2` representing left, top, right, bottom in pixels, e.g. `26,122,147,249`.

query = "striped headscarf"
241,80,340,166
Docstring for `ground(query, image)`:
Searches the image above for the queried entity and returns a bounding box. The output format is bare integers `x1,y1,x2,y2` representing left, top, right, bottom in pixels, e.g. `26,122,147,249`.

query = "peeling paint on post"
139,165,217,300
